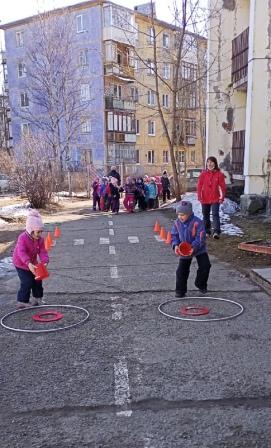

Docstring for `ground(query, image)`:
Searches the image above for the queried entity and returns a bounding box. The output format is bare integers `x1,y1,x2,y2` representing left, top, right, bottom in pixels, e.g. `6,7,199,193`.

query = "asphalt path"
0,208,271,447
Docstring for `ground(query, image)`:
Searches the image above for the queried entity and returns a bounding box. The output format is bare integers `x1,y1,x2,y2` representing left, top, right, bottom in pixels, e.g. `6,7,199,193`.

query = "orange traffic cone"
159,226,167,241
54,226,61,238
153,221,160,233
47,232,53,245
44,236,52,251
165,231,172,245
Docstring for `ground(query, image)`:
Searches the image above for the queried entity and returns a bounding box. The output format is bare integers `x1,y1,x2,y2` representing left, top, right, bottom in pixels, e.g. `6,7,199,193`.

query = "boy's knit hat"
176,201,193,215
26,209,44,234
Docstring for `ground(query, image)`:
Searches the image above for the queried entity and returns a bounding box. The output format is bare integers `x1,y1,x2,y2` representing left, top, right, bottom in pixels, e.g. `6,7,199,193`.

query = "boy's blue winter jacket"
171,213,207,258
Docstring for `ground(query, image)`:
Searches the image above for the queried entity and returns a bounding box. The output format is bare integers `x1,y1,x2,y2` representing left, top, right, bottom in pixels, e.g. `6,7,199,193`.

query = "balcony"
107,144,137,164
231,27,249,91
107,131,136,143
105,96,136,111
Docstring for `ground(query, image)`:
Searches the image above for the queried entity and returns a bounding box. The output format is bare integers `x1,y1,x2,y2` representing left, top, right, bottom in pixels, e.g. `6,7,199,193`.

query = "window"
135,149,140,164
20,92,29,107
107,112,114,130
188,89,197,109
175,150,185,163
78,49,88,67
131,87,138,102
16,31,24,47
148,120,155,136
134,58,140,71
185,119,197,137
136,119,140,134
21,122,30,136
163,150,169,163
162,94,169,108
128,48,135,67
81,119,91,133
232,130,245,174
147,90,156,106
163,63,170,80
182,62,197,80
18,62,26,78
76,15,86,33
147,150,155,164
80,84,90,101
113,85,122,99
147,27,155,45
191,150,196,163
147,59,155,76
162,33,169,48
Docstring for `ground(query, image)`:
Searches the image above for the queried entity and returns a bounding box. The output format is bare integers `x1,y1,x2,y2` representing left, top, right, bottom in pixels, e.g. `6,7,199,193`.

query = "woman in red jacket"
197,156,226,239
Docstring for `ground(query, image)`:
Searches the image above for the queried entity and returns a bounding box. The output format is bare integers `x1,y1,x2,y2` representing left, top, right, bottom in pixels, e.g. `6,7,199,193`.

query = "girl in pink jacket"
12,209,49,308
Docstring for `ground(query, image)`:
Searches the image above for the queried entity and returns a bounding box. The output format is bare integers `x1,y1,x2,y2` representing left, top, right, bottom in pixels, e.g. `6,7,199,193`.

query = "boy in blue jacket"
171,201,211,298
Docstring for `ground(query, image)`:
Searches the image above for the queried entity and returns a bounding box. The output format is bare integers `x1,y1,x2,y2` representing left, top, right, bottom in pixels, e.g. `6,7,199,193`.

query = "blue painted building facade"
2,2,106,169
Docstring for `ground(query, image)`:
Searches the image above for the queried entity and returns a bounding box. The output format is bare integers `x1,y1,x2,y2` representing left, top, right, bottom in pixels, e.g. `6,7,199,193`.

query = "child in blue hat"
171,200,211,297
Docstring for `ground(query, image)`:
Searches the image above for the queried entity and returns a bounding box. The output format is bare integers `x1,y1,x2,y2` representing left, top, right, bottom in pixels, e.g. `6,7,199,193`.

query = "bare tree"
11,134,60,208
16,9,93,171
133,0,209,200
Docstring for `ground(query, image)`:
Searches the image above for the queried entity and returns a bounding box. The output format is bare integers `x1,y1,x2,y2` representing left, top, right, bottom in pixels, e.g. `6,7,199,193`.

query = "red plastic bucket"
178,242,193,256
34,263,50,281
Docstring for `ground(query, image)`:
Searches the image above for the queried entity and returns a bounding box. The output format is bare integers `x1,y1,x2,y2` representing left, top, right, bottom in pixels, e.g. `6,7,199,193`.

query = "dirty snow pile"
0,202,30,227
0,257,15,277
174,193,243,236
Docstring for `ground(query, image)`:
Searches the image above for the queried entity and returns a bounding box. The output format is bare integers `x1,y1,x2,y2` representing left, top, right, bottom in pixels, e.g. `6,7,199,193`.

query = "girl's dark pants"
201,203,220,234
16,267,43,303
93,193,100,211
176,253,211,295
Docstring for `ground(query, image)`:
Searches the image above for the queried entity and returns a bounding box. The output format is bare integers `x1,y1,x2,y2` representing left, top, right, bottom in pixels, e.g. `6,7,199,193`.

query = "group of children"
92,175,162,214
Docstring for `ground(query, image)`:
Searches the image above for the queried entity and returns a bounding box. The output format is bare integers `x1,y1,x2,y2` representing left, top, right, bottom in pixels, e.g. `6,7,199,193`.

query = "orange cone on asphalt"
165,231,172,245
153,221,160,233
45,236,52,251
47,232,53,245
159,226,167,241
54,226,61,238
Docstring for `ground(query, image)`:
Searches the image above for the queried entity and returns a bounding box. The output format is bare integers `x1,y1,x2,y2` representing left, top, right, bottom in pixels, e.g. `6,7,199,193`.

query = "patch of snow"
56,191,76,197
0,203,30,218
0,257,15,277
173,193,243,237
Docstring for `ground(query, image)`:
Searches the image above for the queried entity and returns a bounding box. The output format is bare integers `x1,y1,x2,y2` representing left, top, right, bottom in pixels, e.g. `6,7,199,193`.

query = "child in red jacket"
197,156,226,239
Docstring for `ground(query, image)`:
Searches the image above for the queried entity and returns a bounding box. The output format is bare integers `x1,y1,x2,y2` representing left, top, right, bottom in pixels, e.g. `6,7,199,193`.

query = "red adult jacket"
197,169,226,204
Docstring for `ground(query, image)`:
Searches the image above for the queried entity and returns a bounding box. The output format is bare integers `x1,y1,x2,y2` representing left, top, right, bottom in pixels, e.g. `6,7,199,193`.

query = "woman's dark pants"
201,203,221,234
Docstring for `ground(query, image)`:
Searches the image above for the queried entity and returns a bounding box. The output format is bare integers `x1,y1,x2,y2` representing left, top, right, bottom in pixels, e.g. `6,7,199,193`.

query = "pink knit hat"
26,210,44,235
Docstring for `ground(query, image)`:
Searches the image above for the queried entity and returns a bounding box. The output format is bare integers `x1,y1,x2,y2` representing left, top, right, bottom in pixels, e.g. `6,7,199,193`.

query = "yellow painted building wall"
207,0,271,194
134,13,206,177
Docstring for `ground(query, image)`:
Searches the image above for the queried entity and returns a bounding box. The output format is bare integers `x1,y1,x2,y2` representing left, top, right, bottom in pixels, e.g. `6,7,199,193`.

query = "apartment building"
0,53,13,152
133,4,206,177
207,0,271,200
1,0,206,178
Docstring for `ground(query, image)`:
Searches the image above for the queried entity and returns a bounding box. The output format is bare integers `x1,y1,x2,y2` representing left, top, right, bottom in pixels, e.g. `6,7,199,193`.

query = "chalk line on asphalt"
114,357,132,417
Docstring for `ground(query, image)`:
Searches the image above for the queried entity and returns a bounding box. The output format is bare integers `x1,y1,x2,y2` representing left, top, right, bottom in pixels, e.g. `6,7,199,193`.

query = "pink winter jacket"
12,231,49,271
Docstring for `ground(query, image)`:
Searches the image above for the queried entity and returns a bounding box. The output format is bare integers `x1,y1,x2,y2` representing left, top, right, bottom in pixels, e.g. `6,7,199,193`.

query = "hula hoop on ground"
0,304,89,333
158,296,244,322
